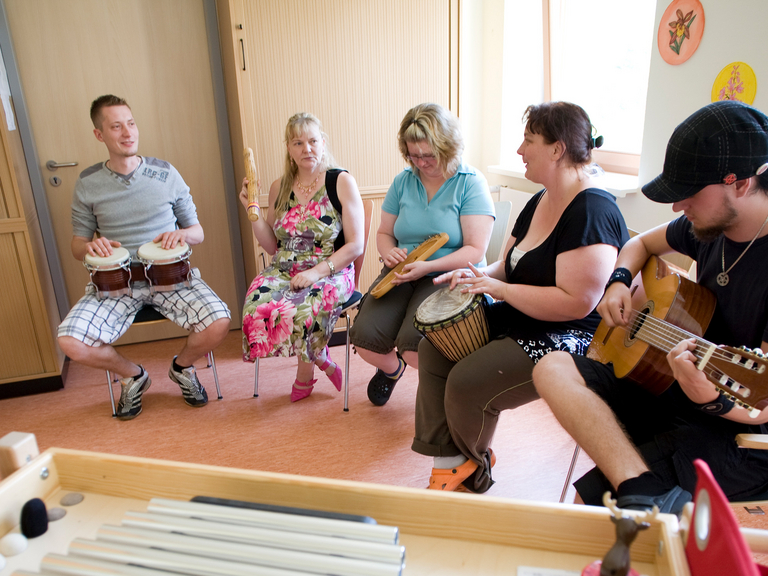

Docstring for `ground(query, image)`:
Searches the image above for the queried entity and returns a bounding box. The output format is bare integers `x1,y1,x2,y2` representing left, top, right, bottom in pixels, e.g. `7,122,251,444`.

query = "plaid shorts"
57,270,230,347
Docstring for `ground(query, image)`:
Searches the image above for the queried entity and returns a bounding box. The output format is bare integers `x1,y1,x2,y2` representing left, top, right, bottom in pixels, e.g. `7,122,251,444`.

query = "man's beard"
690,199,738,243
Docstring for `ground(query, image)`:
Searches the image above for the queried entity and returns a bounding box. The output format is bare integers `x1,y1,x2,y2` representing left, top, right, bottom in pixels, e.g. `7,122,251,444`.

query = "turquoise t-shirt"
381,161,494,270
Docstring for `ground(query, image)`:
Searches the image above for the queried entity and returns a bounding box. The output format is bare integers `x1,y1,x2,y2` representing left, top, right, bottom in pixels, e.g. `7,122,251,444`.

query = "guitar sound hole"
626,305,652,343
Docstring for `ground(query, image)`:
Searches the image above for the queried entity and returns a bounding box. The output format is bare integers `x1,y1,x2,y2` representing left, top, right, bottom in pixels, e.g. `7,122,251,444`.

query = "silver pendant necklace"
717,211,768,286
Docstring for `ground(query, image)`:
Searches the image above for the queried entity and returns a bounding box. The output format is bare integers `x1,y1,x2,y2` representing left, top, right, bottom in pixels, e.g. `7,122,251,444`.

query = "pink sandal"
317,347,342,392
291,378,316,402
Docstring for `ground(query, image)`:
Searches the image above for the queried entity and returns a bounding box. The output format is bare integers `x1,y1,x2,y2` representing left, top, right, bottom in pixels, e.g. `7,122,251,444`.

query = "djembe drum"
413,286,490,363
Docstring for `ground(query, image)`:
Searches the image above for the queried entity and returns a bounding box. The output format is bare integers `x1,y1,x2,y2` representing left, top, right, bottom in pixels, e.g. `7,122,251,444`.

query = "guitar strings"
621,309,752,401
623,309,736,365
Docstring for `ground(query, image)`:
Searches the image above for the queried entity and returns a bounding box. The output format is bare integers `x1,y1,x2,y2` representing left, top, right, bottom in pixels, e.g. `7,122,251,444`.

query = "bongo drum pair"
83,241,193,299
413,286,490,363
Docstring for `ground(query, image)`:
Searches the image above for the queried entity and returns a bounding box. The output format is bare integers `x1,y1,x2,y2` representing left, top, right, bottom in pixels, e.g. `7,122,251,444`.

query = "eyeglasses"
407,153,436,164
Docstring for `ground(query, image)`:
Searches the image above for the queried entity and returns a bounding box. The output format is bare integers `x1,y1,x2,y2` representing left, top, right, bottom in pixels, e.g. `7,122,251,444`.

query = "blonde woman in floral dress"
239,113,364,402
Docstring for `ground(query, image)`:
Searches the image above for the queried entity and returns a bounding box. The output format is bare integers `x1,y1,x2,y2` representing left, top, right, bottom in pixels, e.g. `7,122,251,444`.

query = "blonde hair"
275,112,338,213
398,103,463,178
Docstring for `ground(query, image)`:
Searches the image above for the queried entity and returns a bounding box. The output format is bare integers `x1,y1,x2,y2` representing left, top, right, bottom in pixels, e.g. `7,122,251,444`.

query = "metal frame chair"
106,305,222,417
252,199,374,411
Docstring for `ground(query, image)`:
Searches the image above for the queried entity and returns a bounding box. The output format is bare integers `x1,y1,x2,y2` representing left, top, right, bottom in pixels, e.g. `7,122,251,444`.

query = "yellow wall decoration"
711,62,757,104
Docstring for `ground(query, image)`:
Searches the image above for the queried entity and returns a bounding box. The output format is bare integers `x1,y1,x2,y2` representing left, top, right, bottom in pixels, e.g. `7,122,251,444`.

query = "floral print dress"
242,185,354,363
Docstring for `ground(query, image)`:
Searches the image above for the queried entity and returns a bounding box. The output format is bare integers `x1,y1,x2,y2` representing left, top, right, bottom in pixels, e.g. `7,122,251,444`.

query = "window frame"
543,0,647,176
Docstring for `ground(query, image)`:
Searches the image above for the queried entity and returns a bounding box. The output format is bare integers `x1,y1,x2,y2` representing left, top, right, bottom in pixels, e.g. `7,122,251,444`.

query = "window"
500,0,656,176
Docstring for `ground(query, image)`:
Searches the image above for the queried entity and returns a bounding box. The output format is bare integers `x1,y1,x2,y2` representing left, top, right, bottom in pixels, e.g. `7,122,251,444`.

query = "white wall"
461,0,768,229
619,0,768,231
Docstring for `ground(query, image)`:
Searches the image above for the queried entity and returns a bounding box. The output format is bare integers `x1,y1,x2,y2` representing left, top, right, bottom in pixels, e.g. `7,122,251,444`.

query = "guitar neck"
633,309,766,415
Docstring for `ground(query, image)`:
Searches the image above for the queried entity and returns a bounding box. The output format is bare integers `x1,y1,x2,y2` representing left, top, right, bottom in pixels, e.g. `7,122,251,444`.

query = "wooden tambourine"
243,147,260,221
370,232,449,299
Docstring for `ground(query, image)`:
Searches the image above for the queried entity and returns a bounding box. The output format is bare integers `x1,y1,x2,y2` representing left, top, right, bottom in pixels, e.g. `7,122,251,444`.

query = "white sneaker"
168,356,208,407
116,368,152,420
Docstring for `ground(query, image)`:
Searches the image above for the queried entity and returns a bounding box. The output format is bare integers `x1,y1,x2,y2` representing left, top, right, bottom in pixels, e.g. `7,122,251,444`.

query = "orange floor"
0,330,593,502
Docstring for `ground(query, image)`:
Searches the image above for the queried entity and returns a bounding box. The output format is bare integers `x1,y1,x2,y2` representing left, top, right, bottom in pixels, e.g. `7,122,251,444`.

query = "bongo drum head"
83,247,131,268
415,285,477,326
137,241,191,263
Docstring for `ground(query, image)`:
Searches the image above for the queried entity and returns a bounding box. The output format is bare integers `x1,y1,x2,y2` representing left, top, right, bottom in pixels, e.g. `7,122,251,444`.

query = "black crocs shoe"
366,355,406,406
617,485,692,516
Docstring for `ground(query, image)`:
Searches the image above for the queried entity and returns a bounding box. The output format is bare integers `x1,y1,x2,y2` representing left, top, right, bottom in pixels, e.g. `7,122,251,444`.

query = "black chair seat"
134,305,166,323
341,290,363,311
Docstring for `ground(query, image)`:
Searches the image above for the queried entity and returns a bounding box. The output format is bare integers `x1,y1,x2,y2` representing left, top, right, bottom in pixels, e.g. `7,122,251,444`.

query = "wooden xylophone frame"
0,448,691,576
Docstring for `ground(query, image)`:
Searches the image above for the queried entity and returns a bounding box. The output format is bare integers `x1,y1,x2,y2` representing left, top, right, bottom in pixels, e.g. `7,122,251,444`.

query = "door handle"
46,160,78,171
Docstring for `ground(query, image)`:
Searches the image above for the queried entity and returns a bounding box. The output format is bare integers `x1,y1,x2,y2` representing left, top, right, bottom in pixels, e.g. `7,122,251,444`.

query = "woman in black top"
413,102,629,493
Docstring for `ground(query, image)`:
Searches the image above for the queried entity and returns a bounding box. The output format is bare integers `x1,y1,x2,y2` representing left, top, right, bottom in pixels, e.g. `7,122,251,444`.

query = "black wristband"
694,392,736,415
605,267,633,291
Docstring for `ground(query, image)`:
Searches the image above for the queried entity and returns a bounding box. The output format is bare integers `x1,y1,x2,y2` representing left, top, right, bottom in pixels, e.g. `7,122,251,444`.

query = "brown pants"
412,336,538,492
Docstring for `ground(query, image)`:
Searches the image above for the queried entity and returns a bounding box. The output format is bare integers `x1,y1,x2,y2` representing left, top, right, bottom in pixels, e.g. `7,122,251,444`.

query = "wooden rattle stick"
370,233,449,299
243,147,260,222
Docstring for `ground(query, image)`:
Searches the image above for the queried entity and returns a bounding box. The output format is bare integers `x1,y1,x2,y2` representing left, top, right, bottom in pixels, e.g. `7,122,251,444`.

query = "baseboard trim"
0,374,65,399
0,362,68,399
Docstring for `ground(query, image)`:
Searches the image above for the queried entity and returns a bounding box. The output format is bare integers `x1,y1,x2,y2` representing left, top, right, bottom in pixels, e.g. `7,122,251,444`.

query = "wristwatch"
604,267,633,291
327,259,336,276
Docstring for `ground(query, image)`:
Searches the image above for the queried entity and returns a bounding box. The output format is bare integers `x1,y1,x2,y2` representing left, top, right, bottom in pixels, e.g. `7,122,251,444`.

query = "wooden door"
5,0,240,341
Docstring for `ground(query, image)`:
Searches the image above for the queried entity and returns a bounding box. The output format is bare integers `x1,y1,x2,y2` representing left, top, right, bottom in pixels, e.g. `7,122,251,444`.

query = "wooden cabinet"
0,101,64,397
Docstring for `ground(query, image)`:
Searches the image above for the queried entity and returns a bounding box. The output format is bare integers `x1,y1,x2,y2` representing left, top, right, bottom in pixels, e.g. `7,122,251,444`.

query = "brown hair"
523,101,601,167
90,95,130,129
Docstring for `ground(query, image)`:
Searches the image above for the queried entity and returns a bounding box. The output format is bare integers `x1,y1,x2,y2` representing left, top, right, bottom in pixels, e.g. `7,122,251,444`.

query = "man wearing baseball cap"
532,100,768,514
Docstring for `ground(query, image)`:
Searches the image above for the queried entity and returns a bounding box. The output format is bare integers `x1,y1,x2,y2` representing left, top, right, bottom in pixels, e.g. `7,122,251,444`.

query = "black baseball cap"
642,101,768,203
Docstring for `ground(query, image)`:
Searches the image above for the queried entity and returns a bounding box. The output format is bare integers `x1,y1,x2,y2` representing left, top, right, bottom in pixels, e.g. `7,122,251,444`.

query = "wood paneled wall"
218,0,453,292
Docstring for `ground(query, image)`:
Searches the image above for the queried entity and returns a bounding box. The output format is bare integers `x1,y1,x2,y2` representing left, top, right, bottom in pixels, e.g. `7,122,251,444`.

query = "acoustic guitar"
587,255,768,415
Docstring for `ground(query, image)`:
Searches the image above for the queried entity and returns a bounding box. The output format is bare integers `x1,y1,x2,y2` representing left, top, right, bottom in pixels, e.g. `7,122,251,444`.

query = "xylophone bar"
146,498,399,543
95,524,401,576
65,537,327,575
16,497,405,576
122,511,405,564
37,553,172,575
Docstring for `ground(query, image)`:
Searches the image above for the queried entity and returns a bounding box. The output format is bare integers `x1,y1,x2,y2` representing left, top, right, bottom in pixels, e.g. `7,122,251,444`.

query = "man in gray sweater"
58,95,230,420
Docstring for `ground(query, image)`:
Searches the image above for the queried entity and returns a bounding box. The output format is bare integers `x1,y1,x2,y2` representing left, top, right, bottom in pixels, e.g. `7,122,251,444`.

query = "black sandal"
617,485,692,516
367,354,406,406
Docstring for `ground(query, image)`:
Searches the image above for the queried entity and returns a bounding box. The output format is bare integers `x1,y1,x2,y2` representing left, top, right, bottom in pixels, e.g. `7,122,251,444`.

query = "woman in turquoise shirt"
350,103,495,406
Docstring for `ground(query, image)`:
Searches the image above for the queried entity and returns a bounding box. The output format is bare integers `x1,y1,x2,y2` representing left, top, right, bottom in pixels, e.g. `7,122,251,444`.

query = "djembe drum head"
414,285,490,363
